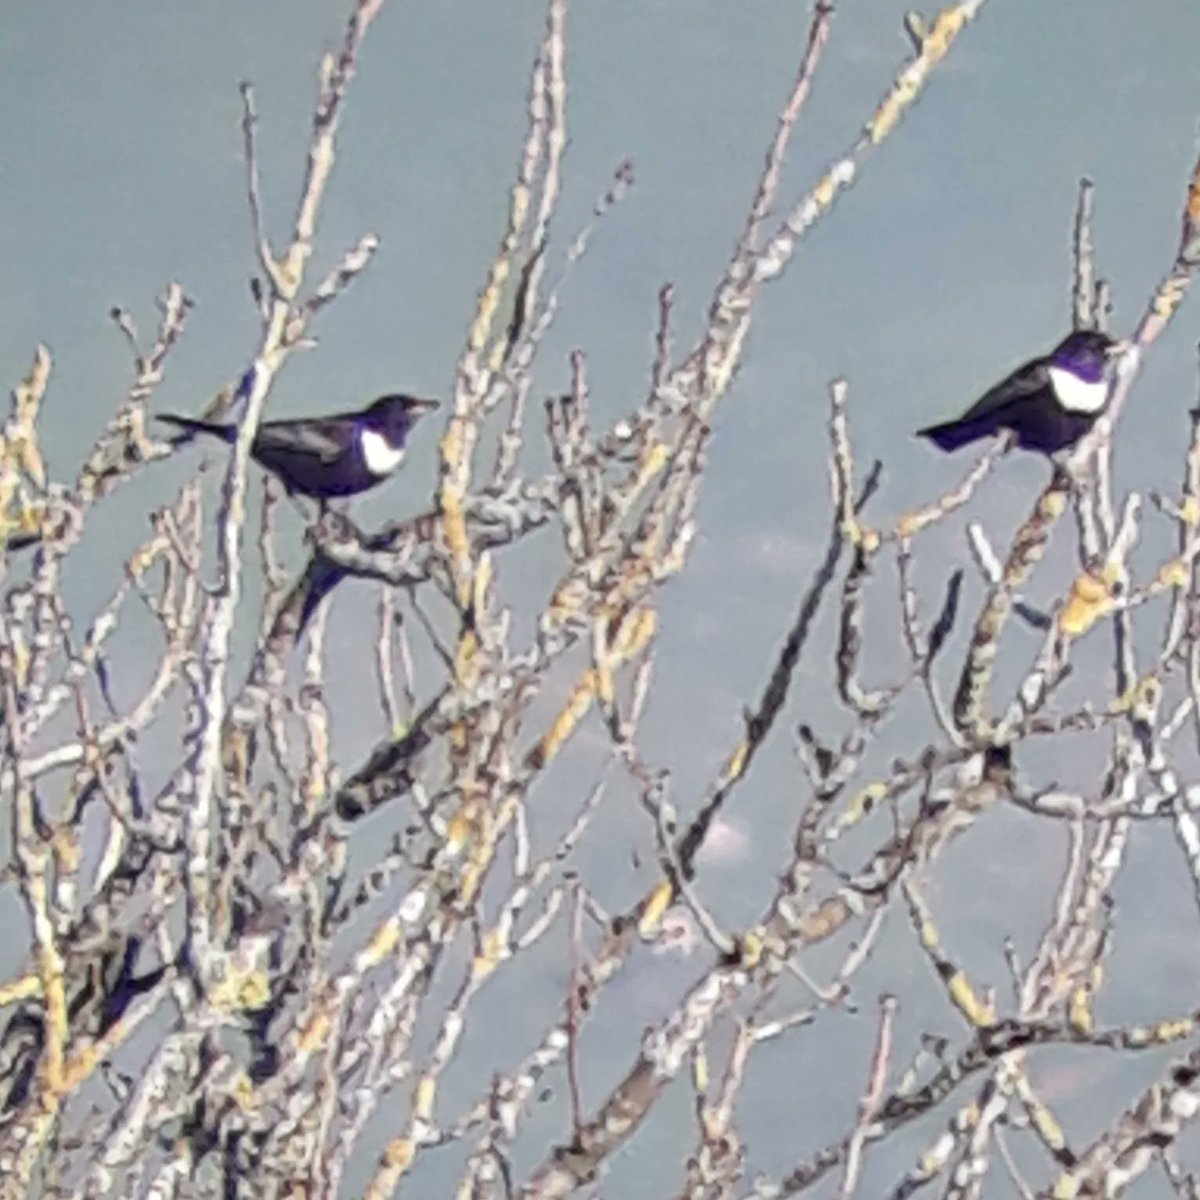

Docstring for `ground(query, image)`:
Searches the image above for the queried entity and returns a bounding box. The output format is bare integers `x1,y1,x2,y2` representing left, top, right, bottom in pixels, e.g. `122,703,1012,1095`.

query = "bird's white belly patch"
1048,366,1107,414
360,428,405,475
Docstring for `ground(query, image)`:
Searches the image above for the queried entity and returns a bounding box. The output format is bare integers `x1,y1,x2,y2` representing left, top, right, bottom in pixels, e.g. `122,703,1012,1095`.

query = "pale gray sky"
3,4,1200,1194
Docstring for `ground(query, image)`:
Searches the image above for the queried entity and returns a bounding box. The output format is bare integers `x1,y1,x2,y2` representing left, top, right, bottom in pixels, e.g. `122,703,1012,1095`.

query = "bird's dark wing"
255,418,353,464
952,357,1051,423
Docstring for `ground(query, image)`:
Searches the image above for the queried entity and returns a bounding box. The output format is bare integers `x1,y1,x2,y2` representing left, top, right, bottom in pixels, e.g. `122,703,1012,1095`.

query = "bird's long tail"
156,413,237,445
296,557,348,639
916,417,992,453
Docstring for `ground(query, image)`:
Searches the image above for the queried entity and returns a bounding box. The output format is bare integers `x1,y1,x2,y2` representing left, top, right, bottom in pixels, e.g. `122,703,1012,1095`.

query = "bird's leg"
324,498,357,535
281,486,323,528
312,499,356,544
312,498,337,542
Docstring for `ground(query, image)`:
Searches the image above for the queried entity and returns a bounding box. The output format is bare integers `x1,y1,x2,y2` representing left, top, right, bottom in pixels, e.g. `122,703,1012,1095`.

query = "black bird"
157,393,439,501
917,330,1128,455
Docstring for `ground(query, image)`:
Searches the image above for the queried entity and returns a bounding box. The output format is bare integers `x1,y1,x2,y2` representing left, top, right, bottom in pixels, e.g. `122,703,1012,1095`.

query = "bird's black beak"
1105,337,1133,359
408,397,440,417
